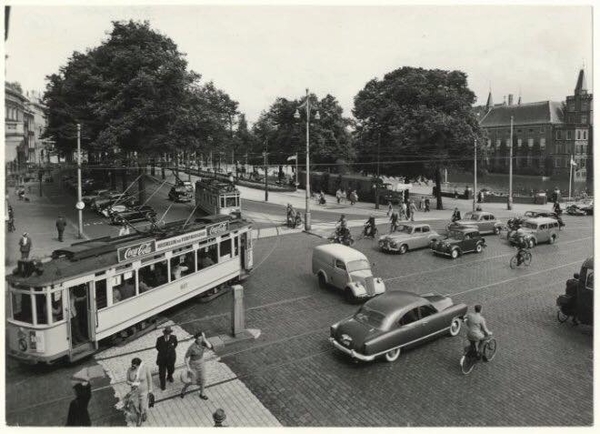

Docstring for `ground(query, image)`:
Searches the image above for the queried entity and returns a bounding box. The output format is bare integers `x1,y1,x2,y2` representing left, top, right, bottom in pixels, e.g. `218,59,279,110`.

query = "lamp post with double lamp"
294,89,320,231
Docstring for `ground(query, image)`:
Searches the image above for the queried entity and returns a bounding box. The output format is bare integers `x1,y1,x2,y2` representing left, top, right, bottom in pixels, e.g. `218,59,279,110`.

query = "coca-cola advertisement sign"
118,240,157,262
208,221,229,236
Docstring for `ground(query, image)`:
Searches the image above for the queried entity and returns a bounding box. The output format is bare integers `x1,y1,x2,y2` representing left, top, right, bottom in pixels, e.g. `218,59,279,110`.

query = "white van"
312,244,385,302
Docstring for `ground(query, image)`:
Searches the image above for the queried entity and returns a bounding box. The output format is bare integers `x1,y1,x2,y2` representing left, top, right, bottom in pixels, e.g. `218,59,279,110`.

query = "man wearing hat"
56,215,67,242
18,232,32,259
155,326,178,390
213,408,227,427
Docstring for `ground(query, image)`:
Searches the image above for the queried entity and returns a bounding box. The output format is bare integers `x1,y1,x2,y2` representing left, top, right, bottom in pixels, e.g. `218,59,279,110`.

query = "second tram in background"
195,178,241,217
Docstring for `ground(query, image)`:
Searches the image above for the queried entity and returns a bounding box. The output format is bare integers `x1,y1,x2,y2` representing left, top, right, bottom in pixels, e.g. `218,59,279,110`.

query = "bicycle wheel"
460,354,476,375
509,256,518,269
482,338,497,362
523,251,532,266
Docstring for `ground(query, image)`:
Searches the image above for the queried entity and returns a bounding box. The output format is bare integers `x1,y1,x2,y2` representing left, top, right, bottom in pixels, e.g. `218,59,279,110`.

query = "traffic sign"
76,201,85,210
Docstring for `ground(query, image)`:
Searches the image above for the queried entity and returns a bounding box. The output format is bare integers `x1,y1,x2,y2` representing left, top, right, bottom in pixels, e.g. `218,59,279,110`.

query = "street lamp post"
294,88,320,231
375,130,381,209
473,138,478,212
508,116,514,210
76,123,83,238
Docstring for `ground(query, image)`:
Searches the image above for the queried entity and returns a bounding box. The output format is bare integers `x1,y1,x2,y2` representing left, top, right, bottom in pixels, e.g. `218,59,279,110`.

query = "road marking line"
450,259,585,297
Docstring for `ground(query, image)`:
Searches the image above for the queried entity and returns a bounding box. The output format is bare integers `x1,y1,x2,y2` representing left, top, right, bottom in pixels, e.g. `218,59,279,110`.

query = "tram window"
170,252,195,281
220,238,232,259
220,197,225,208
12,293,33,324
35,293,48,325
139,260,168,290
198,244,218,270
234,237,239,257
226,197,237,207
96,280,108,309
51,291,64,322
112,273,137,304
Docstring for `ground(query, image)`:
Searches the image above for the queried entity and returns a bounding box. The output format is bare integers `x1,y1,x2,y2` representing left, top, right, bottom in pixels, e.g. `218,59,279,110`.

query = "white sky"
3,2,593,125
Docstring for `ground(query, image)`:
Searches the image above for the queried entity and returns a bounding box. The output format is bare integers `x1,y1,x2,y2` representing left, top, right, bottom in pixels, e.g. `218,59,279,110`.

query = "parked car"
507,217,560,248
447,211,502,235
329,290,468,362
82,189,112,206
168,185,193,202
431,227,486,259
312,244,386,302
92,192,135,213
565,199,593,216
378,223,440,254
109,205,157,225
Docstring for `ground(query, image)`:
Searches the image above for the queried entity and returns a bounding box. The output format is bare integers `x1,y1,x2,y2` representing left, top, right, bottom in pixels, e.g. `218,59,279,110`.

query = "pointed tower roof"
575,68,587,94
485,90,493,110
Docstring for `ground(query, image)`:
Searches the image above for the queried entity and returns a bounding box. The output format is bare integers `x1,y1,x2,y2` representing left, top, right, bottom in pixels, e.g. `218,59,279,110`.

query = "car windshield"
447,231,464,240
464,212,478,221
523,222,537,230
353,305,386,329
397,225,413,234
347,259,370,273
524,212,536,217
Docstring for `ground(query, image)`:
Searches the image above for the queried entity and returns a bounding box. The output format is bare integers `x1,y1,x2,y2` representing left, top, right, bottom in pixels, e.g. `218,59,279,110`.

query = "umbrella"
71,365,106,386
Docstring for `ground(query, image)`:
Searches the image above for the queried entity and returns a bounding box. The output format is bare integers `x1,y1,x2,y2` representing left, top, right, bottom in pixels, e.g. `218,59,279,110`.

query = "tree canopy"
353,66,483,207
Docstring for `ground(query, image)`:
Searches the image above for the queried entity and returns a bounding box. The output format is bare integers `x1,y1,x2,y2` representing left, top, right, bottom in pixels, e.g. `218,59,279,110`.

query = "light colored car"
508,217,559,247
82,189,111,205
378,223,440,254
447,211,502,235
312,244,385,302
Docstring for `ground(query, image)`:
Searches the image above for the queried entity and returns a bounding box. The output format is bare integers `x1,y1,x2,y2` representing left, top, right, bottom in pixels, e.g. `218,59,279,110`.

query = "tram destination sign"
117,240,157,263
155,228,208,252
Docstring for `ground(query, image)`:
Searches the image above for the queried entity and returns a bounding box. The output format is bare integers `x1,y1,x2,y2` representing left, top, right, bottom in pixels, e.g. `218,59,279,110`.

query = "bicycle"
357,224,378,241
460,336,497,375
510,248,532,269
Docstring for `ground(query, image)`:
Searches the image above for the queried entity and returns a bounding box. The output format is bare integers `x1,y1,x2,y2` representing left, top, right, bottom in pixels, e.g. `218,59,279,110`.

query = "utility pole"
263,139,269,201
295,152,298,187
76,123,83,238
508,116,513,210
375,130,381,209
473,138,478,212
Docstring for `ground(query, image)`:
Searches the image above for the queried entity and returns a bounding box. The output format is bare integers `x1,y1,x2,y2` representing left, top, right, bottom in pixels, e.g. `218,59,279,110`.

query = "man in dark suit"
155,326,178,390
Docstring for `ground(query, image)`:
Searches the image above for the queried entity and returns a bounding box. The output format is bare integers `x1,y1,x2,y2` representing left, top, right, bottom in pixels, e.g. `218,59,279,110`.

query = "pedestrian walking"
213,408,227,427
56,215,67,242
180,331,213,400
409,201,418,221
386,201,393,217
66,381,92,426
405,200,412,221
424,197,431,212
125,358,153,426
18,232,32,260
335,189,342,204
419,196,424,211
7,206,15,232
155,326,178,391
400,202,407,220
451,207,462,222
389,209,399,233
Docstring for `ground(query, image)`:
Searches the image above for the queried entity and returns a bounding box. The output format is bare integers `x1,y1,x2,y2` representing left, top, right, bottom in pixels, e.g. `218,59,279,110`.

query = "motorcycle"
328,228,354,246
287,212,302,228
361,223,378,239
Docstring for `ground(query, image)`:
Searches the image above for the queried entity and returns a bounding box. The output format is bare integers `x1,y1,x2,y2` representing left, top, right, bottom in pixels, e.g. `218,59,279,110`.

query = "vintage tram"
194,178,241,216
6,215,253,364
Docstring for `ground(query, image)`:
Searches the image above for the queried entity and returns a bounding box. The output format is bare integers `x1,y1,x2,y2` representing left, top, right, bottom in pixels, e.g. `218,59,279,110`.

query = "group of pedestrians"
386,196,431,232
334,188,359,206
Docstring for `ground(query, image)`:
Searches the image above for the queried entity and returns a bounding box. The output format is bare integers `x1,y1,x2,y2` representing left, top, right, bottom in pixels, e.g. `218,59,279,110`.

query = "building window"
581,115,588,124
582,101,589,110
528,138,534,148
554,159,560,168
540,138,546,150
496,139,501,148
575,144,580,154
580,158,587,169
582,144,588,154
568,102,575,112
517,139,522,148
566,131,572,140
555,130,562,140
582,130,588,140
526,154,532,167
576,130,581,140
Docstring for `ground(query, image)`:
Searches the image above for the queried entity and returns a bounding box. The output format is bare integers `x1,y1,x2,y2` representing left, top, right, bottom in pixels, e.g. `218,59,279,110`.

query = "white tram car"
195,179,241,217
6,216,253,364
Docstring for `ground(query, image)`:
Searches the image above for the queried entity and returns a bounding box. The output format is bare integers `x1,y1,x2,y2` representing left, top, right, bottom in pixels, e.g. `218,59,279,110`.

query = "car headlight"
390,241,397,247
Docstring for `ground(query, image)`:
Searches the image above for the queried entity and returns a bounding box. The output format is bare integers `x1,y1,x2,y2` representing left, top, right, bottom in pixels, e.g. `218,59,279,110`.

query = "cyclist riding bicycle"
363,215,376,237
514,232,530,266
464,304,492,358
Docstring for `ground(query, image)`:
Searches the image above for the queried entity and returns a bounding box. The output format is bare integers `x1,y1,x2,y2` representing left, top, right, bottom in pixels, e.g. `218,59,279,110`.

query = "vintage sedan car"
566,199,593,216
109,205,157,225
92,192,135,213
82,188,111,206
168,185,193,202
431,227,486,259
447,211,502,235
378,223,440,254
507,217,559,248
329,290,467,362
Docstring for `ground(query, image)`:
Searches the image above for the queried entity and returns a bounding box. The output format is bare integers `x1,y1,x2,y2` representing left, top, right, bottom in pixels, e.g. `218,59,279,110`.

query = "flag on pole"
570,157,578,167
287,155,297,162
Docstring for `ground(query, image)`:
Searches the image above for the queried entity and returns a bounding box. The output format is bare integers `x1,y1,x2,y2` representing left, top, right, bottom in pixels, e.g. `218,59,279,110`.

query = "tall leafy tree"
353,67,483,209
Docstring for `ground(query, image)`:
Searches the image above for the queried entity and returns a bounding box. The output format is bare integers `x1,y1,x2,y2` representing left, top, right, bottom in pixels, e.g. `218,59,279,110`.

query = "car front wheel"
399,244,408,254
385,348,401,362
451,249,459,259
449,317,462,336
318,273,327,289
494,226,500,235
549,235,556,244
528,238,536,249
475,243,483,253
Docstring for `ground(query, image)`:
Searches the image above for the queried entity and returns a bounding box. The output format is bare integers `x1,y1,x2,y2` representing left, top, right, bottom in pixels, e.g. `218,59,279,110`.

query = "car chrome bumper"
329,338,375,361
432,250,451,256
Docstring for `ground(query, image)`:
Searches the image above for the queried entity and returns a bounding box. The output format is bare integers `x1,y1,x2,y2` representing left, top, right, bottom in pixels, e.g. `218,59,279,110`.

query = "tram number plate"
180,282,188,290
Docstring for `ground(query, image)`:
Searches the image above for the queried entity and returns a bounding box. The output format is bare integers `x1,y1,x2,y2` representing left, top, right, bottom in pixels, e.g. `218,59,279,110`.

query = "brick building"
478,68,593,192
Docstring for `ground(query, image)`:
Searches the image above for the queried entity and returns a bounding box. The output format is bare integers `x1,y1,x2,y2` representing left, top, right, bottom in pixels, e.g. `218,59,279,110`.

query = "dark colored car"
566,199,593,216
109,205,157,225
329,291,467,362
431,227,486,259
168,185,193,202
92,192,136,214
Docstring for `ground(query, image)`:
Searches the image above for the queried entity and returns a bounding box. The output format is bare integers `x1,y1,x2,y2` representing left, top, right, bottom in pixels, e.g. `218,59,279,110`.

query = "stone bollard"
231,284,245,338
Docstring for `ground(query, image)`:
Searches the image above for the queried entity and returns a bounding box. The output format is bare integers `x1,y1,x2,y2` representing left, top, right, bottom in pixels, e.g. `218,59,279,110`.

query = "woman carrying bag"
180,331,213,400
125,357,153,426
